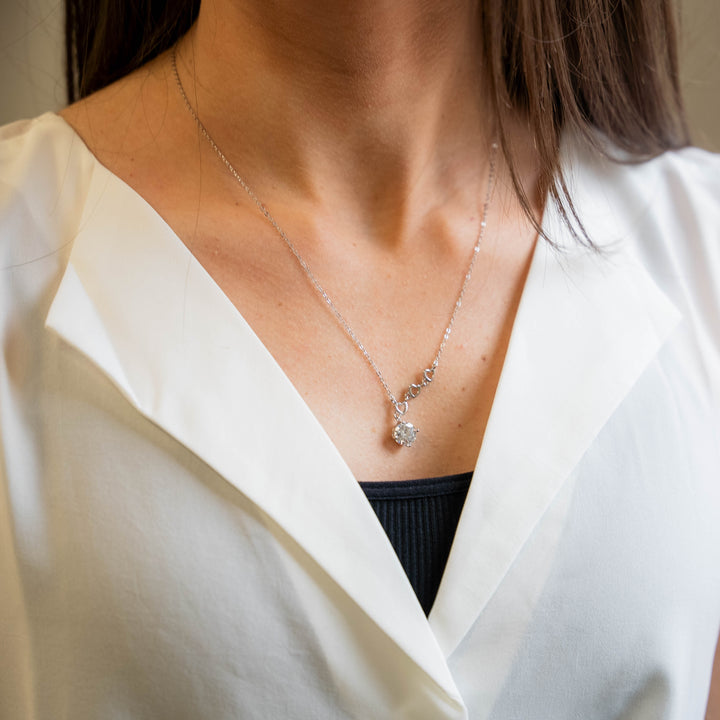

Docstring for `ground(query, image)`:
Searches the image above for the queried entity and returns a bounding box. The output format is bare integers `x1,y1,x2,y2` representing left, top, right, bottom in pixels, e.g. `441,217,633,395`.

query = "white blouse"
1,113,719,719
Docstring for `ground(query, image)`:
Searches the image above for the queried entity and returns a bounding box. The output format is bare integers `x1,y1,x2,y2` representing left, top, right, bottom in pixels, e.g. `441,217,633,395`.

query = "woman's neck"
176,0,494,247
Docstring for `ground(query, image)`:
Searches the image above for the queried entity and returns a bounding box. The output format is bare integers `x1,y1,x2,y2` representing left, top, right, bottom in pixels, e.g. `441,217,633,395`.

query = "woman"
1,0,719,717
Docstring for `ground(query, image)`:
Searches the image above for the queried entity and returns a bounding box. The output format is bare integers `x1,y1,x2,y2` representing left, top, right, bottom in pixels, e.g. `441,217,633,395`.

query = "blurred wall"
681,0,720,151
0,0,65,125
0,0,718,151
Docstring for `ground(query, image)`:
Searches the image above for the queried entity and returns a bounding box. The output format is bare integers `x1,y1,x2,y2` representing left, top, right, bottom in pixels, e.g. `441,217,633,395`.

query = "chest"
182,210,536,483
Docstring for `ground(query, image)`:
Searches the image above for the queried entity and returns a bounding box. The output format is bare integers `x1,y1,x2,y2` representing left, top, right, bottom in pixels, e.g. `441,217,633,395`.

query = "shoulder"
615,145,720,250
0,113,99,271
559,138,720,385
563,137,720,286
0,113,83,211
0,112,92,195
0,112,111,356
597,145,720,302
563,138,719,247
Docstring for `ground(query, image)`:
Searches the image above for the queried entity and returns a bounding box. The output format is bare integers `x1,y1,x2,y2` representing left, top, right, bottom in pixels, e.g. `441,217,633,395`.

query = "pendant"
392,420,419,447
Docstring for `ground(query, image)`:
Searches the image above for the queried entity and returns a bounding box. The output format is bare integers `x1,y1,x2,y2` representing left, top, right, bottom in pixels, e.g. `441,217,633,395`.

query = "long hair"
64,0,689,246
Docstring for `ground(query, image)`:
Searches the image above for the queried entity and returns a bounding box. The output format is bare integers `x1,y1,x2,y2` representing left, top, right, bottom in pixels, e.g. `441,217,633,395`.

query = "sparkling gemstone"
392,421,419,447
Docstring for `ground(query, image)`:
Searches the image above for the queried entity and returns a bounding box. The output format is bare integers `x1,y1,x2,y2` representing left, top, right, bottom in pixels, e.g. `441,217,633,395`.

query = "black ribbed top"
359,471,473,616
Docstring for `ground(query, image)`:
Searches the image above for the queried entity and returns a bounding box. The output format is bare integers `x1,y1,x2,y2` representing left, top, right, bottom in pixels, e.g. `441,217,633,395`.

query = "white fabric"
1,112,719,719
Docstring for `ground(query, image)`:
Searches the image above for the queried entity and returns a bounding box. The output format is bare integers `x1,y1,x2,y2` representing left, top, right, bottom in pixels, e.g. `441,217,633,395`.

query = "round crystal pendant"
392,421,419,447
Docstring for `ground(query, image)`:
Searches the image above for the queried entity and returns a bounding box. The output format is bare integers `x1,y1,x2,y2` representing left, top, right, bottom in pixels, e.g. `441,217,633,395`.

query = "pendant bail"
392,398,418,447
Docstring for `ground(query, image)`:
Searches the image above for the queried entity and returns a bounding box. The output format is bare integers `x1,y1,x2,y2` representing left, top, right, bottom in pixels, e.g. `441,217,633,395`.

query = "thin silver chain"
171,46,497,428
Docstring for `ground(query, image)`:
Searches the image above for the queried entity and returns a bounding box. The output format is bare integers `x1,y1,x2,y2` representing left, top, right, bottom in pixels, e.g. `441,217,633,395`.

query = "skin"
62,0,541,485
709,644,720,720
60,0,720,706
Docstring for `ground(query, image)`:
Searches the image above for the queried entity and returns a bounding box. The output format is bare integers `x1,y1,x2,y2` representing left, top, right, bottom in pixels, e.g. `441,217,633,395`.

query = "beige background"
0,0,65,125
681,0,720,151
0,0,719,151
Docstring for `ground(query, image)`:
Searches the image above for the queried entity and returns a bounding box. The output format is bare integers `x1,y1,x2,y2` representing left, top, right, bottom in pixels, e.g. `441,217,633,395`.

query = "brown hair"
65,0,689,246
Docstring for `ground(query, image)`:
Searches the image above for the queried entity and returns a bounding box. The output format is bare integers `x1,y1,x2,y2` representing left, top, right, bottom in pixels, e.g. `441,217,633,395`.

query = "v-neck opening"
49,111,552,489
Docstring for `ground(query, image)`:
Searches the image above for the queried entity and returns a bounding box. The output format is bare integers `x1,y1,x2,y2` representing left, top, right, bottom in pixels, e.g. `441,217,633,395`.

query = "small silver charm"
392,421,419,447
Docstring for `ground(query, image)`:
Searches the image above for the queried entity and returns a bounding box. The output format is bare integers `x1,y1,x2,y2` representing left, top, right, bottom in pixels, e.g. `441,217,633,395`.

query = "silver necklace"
171,47,497,448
